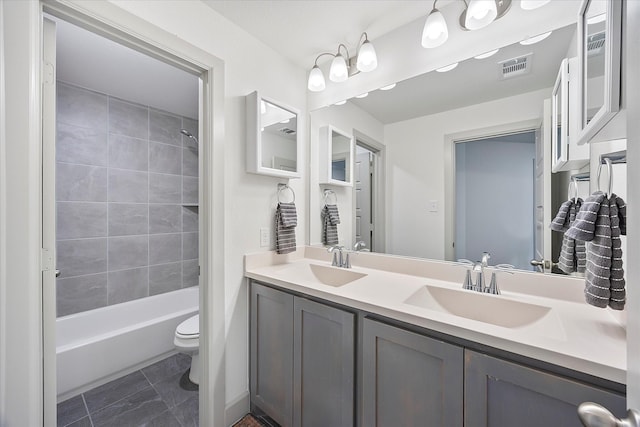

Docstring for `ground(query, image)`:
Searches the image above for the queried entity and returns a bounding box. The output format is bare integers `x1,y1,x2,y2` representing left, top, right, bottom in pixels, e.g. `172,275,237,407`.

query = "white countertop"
244,247,627,385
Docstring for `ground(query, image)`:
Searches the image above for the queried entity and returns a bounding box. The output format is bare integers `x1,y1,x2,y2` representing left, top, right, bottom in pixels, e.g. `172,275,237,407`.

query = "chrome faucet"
327,246,351,268
458,252,494,293
353,240,368,252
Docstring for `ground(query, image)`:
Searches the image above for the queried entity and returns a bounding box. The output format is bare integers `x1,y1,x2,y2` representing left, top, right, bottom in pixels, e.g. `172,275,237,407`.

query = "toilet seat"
176,314,199,339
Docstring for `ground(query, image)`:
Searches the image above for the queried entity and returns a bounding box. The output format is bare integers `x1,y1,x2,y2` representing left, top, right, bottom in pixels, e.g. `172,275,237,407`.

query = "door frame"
38,1,226,426
443,119,540,262
352,130,385,253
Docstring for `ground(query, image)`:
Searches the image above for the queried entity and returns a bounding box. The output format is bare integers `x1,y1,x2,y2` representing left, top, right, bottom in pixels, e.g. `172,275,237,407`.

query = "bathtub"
56,287,199,400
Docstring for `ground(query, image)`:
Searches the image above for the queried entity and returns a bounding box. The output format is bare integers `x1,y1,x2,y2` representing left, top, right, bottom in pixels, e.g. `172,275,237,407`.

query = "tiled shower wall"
56,82,199,317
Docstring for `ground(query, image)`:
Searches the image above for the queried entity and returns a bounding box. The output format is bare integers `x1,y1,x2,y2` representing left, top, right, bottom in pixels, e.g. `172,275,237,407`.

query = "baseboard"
225,390,250,427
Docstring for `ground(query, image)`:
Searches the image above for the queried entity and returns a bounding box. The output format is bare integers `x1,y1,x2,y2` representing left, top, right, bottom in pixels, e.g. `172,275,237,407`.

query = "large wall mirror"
246,91,301,178
576,0,622,144
309,20,607,275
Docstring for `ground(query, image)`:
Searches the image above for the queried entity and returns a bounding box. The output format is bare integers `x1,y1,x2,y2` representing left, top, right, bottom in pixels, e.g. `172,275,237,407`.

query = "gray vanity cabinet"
464,350,626,427
362,318,464,427
250,282,355,427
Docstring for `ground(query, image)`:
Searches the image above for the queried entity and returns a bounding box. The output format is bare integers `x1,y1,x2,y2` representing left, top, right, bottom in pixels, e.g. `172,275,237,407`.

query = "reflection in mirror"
584,0,607,124
246,91,300,178
261,100,297,171
331,130,351,182
319,125,353,186
309,23,593,274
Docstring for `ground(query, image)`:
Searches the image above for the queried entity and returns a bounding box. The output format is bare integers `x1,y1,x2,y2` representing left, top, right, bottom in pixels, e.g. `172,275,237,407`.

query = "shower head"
180,129,199,144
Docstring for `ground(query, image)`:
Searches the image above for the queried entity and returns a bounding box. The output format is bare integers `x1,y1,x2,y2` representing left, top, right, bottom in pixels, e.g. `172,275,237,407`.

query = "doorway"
353,136,384,253
454,131,536,270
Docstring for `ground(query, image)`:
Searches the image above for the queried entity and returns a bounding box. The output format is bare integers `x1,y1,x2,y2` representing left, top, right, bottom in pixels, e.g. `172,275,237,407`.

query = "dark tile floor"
57,353,198,427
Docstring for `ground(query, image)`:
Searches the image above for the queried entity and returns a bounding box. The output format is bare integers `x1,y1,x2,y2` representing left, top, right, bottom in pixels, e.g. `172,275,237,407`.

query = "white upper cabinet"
576,0,623,145
319,125,354,187
246,91,302,179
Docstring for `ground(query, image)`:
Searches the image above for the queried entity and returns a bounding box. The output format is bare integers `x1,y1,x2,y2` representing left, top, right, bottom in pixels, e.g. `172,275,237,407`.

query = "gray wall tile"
182,259,199,288
57,83,108,131
57,163,107,202
109,98,149,140
182,177,198,204
57,122,107,166
109,169,148,203
150,205,182,234
109,235,149,270
109,134,148,171
57,238,107,278
149,142,182,175
108,267,149,305
56,273,108,316
149,262,182,296
182,207,198,232
149,234,182,265
150,174,182,203
182,232,198,260
150,110,182,146
57,202,107,240
182,147,198,177
109,203,148,236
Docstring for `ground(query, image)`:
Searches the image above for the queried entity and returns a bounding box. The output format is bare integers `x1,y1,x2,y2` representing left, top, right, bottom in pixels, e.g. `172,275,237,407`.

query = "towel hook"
323,189,338,205
568,178,579,202
596,158,613,196
277,183,295,203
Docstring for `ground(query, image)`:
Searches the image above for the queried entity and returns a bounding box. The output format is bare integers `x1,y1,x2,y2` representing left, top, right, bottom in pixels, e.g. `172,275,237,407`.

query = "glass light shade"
356,40,377,72
380,83,396,91
436,62,458,72
474,48,499,59
329,54,349,82
520,0,551,10
422,8,448,48
519,31,552,45
355,92,369,98
465,0,498,30
307,65,326,92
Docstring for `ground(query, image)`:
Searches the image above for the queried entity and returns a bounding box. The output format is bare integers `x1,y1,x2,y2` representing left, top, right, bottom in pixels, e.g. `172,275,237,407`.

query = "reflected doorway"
354,138,382,252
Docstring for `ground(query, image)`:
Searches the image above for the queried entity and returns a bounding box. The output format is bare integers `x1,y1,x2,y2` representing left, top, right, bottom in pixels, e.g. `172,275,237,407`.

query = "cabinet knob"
578,402,640,427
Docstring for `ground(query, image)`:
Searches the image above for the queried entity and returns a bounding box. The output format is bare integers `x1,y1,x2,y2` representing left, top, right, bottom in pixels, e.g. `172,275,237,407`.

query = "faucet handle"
485,264,515,295
481,252,491,267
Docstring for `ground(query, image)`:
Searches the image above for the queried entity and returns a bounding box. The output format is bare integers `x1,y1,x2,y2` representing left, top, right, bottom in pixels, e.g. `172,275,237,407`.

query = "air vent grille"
279,127,296,135
499,53,533,80
587,31,606,55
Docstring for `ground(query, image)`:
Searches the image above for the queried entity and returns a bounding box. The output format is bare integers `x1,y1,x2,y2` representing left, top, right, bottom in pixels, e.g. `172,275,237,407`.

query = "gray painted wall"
55,82,199,317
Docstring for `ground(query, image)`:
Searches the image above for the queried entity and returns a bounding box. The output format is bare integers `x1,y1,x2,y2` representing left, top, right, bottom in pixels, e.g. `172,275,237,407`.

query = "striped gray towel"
550,200,573,232
583,197,612,308
565,192,606,242
275,202,297,254
609,194,626,310
553,198,585,274
322,204,339,246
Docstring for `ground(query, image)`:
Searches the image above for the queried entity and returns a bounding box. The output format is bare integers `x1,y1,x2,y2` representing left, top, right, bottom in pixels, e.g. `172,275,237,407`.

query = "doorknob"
530,259,545,267
578,402,640,427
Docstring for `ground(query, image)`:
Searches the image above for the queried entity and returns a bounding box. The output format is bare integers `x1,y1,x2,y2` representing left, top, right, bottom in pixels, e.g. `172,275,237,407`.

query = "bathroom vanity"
245,247,626,427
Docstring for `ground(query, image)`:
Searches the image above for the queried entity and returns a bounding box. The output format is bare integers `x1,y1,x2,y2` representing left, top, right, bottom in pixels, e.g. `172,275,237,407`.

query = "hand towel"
565,192,606,242
275,202,297,254
583,197,612,308
550,200,573,232
553,198,585,274
608,194,626,310
322,204,339,246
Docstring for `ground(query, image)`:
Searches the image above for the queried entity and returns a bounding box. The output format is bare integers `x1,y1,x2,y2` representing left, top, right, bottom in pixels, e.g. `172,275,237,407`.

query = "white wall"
309,102,384,248
384,88,550,259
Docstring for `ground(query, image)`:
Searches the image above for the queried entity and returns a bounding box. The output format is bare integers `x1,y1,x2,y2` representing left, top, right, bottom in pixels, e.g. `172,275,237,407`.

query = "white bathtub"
56,287,199,400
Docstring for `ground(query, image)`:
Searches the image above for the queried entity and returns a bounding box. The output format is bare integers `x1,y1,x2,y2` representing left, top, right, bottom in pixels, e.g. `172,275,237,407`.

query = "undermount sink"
282,263,367,287
404,285,553,329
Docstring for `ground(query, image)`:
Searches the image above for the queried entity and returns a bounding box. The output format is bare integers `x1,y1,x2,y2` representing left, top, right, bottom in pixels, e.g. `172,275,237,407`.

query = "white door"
532,99,553,272
42,17,58,427
355,151,372,250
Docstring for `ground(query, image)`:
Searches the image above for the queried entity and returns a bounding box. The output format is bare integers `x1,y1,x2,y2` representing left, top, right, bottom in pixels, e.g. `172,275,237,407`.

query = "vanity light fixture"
380,83,397,91
335,100,347,106
355,92,369,98
422,0,448,48
307,32,378,92
459,0,512,31
520,0,550,10
520,31,552,45
436,62,459,72
474,48,500,59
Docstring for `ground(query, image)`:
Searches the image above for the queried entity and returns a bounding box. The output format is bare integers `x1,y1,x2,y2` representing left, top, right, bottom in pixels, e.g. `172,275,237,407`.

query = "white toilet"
174,314,200,385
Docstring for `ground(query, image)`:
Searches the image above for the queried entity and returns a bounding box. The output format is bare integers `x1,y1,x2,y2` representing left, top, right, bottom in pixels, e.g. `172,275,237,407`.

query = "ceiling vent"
279,127,296,135
498,53,533,80
587,31,606,56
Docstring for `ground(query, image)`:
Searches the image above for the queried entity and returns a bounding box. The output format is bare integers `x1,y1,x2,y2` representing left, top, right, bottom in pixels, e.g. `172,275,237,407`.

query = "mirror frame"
552,58,569,172
576,0,622,145
246,91,302,179
319,125,354,187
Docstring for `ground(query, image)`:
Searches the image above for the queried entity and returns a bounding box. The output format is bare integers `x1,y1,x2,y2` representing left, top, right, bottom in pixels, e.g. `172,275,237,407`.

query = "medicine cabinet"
246,91,301,179
576,0,622,145
552,57,589,172
319,126,354,186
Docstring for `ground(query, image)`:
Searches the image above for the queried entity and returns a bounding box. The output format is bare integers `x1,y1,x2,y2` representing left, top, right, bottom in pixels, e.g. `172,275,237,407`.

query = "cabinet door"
293,297,355,427
250,283,294,427
362,319,464,427
464,350,626,427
